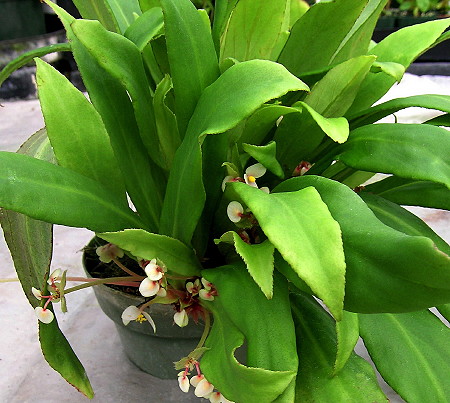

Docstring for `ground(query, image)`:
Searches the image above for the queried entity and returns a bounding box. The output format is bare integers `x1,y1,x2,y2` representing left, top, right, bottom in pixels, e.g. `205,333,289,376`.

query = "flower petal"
31,287,42,300
47,268,61,284
174,309,189,328
145,262,163,281
195,379,214,398
139,278,160,297
209,392,222,403
245,163,266,178
35,307,54,324
142,311,157,333
190,374,204,387
95,243,124,263
227,201,244,223
178,374,190,393
199,289,214,301
121,305,140,325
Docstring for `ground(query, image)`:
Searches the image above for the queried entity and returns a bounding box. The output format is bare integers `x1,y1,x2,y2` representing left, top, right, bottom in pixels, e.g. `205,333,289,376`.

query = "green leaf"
425,113,450,127
278,0,381,76
337,124,450,189
334,310,359,375
220,0,290,62
359,311,450,403
364,176,450,211
349,94,450,127
40,314,94,399
105,0,142,33
159,59,308,245
242,141,284,179
370,61,405,82
275,176,450,313
0,43,71,88
35,59,126,201
71,20,161,168
212,0,239,50
291,292,387,402
230,182,346,320
348,18,450,114
124,6,163,51
217,232,275,298
47,2,165,231
0,129,54,308
98,229,201,276
152,75,180,170
360,192,450,256
201,265,298,403
0,151,143,232
161,0,220,137
70,0,120,32
304,55,377,118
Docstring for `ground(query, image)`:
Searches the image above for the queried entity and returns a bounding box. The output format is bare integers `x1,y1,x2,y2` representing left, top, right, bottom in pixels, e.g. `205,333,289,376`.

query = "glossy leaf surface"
337,123,450,189
275,176,450,312
291,292,387,402
161,0,220,137
359,310,450,403
124,7,164,51
364,176,450,211
99,229,201,276
159,60,308,245
231,182,346,320
35,59,126,201
220,0,289,62
201,265,297,403
0,152,142,232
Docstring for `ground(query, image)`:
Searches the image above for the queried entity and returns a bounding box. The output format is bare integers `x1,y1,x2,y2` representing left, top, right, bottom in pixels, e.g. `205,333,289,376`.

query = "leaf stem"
64,276,142,294
195,312,211,351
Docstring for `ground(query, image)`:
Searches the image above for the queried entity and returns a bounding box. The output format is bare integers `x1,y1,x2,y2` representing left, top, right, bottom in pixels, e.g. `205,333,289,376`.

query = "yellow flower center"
247,175,256,183
135,313,147,323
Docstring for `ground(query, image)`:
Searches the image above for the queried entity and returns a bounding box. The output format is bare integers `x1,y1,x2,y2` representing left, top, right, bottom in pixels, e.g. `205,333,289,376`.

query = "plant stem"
195,312,211,351
0,278,20,282
64,276,142,294
112,257,141,277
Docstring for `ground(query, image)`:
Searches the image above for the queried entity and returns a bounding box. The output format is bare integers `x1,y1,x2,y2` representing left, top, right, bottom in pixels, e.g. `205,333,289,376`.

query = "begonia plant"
1,0,450,401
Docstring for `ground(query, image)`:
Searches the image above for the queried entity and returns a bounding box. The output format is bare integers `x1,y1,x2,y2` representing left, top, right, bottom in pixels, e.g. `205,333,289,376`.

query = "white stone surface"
1,73,450,402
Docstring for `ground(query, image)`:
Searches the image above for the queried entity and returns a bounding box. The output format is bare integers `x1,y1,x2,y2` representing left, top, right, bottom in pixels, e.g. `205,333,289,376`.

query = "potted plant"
1,0,450,401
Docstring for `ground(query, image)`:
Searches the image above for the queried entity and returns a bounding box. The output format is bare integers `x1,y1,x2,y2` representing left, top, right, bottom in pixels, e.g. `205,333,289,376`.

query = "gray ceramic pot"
83,250,204,379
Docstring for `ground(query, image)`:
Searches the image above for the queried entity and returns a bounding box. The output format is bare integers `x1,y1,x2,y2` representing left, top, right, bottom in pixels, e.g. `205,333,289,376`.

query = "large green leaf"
275,176,450,313
242,141,284,179
99,229,201,276
359,310,450,403
212,0,239,50
291,292,387,402
230,182,346,320
105,0,142,33
217,232,275,298
349,94,450,127
70,0,120,32
220,0,289,62
278,0,383,76
159,59,308,245
360,192,450,256
304,55,377,118
334,310,359,375
0,151,143,232
71,20,160,168
437,304,450,323
364,176,450,211
47,2,165,231
201,265,298,403
35,59,126,201
161,0,220,137
348,18,450,114
0,129,54,307
337,123,450,189
39,314,94,399
123,6,164,51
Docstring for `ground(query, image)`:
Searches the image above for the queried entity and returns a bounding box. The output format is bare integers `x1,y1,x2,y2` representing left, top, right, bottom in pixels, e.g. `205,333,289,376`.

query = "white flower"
121,305,156,332
32,287,42,300
174,309,189,328
209,391,222,403
35,307,54,324
220,395,235,403
190,374,204,387
221,175,235,191
244,163,266,188
178,371,190,393
156,287,167,297
199,289,215,301
95,243,124,263
144,258,165,281
139,278,160,297
260,186,270,194
227,201,244,223
195,378,214,397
